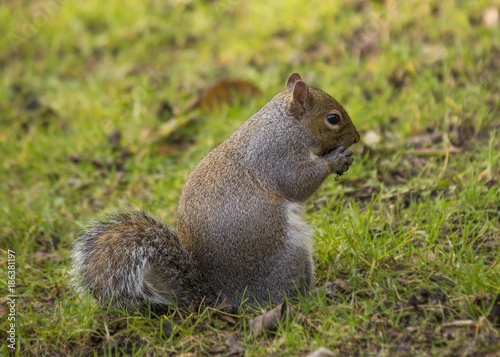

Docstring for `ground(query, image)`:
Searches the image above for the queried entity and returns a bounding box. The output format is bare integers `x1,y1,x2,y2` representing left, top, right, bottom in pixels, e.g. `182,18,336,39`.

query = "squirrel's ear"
286,73,302,90
291,80,309,112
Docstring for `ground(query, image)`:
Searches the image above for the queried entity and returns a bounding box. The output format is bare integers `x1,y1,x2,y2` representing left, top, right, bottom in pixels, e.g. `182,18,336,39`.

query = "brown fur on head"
286,73,360,156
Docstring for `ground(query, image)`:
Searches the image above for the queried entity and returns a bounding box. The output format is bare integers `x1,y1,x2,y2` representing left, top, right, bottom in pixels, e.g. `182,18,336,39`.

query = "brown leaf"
187,300,198,312
218,313,239,325
214,296,234,311
248,302,292,335
207,297,240,325
186,79,261,112
225,334,245,354
333,278,352,293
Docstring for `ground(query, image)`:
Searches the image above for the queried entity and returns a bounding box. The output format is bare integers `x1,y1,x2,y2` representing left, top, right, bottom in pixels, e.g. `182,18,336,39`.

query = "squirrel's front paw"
325,146,354,176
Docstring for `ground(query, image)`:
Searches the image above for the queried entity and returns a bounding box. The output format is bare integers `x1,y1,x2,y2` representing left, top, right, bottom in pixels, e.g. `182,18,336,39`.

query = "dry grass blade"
248,302,292,335
307,347,335,357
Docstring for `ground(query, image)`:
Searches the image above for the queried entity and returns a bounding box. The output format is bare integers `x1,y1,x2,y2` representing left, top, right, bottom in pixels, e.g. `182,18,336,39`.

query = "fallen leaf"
215,296,234,312
248,302,292,335
333,278,352,293
207,297,240,325
225,334,245,354
187,300,198,312
186,79,261,112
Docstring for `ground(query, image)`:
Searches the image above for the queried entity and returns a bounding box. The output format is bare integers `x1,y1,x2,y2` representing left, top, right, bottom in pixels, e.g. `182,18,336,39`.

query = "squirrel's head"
285,73,360,156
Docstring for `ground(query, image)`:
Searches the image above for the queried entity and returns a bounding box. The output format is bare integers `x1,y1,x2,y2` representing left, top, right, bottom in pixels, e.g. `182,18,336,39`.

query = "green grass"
1,0,499,355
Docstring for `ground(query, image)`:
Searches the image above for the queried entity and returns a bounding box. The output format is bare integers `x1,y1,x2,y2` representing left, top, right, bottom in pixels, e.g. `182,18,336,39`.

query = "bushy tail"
70,211,208,309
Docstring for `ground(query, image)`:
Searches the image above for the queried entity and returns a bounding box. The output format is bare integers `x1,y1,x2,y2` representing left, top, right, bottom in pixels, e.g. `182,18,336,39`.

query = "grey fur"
70,212,213,308
177,80,359,306
71,73,359,309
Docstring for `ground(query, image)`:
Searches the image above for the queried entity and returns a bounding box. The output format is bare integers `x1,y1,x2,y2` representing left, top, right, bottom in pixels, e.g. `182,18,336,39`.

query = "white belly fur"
285,201,314,255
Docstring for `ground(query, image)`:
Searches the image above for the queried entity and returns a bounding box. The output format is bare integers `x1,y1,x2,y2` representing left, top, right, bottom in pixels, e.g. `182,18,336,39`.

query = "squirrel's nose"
353,130,360,144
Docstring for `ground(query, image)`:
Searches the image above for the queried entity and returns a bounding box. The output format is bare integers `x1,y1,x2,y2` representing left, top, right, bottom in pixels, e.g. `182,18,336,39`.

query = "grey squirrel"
70,73,360,310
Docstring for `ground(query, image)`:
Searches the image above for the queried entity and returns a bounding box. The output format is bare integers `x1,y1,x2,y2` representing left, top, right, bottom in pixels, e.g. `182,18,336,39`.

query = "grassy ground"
1,0,499,355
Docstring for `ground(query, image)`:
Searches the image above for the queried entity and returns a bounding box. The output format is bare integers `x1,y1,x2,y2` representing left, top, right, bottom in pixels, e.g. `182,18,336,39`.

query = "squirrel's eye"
326,113,341,125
